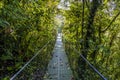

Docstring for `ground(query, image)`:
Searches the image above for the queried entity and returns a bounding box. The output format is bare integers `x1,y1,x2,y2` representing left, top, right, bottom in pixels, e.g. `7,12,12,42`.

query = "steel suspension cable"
10,40,53,80
63,38,107,80
73,47,107,80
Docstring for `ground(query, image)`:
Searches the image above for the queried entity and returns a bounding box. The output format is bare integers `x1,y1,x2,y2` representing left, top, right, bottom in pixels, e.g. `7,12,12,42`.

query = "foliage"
1,0,120,79
0,0,58,79
63,0,120,80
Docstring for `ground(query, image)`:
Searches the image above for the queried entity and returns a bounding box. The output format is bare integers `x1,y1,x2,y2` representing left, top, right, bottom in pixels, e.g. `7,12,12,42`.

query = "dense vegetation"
0,0,58,79
63,0,120,80
0,0,120,80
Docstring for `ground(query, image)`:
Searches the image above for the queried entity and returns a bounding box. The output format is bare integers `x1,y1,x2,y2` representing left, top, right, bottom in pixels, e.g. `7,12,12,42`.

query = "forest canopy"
0,0,58,79
63,0,120,80
0,0,120,80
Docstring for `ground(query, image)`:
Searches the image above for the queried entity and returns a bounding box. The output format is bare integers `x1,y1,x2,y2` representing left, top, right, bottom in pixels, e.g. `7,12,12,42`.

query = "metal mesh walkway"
44,33,73,80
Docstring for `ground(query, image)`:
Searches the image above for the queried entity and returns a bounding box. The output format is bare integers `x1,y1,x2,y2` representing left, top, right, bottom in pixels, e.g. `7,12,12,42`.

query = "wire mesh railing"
64,41,107,80
10,40,55,80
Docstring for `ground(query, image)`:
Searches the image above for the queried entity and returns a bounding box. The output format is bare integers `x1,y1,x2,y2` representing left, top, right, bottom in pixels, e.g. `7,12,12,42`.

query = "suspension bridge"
10,33,107,80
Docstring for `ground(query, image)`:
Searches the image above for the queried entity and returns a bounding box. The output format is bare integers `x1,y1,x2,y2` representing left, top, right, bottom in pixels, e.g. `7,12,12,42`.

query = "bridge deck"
44,33,73,80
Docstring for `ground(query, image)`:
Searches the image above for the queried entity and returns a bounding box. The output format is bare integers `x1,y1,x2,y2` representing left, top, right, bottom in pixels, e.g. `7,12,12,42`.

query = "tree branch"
81,0,85,38
102,11,120,32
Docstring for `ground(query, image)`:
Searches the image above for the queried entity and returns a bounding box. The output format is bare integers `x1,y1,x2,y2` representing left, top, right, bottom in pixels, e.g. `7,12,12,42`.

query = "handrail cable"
72,47,107,80
10,40,52,80
63,38,107,80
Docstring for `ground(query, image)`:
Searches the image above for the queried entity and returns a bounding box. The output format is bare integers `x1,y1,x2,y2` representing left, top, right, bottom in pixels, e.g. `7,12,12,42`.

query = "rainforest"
0,0,120,80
